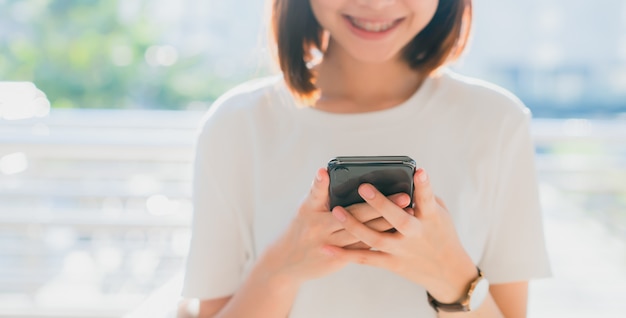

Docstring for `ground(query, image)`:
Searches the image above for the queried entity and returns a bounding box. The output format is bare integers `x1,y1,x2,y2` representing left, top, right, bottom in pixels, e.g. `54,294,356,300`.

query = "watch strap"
427,267,484,313
427,292,470,312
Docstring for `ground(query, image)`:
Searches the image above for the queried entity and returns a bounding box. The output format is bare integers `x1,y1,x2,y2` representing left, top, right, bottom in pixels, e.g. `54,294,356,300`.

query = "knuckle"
369,236,385,249
408,227,423,240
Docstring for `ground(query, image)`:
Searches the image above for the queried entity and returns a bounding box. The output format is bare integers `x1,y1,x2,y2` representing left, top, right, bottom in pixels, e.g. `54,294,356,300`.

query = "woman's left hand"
326,168,479,304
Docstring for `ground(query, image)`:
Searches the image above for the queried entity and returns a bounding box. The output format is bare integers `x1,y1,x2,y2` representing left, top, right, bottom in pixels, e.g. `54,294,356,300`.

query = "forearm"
212,253,300,318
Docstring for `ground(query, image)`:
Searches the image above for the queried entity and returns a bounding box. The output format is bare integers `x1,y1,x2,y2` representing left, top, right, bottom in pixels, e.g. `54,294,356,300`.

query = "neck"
313,40,425,113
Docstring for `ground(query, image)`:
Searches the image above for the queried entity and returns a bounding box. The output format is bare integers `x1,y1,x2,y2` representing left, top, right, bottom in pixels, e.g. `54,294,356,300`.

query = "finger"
332,206,394,250
344,202,380,224
329,217,395,247
413,168,438,217
405,207,415,216
358,183,416,235
389,192,412,208
328,228,359,247
303,168,330,211
345,192,410,224
344,242,371,250
324,245,390,268
364,217,395,232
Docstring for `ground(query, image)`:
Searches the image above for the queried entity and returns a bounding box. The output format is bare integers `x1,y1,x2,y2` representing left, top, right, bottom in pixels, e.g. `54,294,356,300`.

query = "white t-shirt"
182,70,551,317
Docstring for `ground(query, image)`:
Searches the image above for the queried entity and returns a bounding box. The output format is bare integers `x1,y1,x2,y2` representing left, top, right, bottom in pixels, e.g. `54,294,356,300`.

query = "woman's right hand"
259,168,411,285
259,168,351,285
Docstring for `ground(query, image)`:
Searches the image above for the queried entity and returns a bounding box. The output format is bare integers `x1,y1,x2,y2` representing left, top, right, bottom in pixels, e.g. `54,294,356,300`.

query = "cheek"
309,0,342,29
407,0,439,33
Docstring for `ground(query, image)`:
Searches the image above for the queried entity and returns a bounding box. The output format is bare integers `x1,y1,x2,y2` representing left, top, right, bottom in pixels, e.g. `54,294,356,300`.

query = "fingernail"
332,208,347,222
418,169,428,183
360,185,375,199
400,196,410,207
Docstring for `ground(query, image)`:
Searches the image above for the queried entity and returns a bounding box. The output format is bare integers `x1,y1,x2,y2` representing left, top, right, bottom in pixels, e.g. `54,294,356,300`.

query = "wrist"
254,248,302,293
427,267,490,313
427,255,477,303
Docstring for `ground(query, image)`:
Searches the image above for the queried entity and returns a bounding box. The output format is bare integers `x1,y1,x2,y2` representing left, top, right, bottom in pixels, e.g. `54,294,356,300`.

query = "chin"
347,48,402,64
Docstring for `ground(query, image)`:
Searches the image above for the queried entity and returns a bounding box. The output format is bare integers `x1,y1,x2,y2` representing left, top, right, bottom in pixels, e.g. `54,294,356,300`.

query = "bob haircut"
270,0,473,104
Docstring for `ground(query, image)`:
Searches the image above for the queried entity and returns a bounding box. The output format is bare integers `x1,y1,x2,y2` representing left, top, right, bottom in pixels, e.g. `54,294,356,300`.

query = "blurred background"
0,0,625,317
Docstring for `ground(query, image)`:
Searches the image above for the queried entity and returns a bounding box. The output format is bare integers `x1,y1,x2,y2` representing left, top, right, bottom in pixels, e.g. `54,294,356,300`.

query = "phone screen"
327,156,415,209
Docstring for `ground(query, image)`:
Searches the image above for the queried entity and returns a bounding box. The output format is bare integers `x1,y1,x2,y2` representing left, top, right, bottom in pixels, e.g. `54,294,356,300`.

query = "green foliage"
0,0,253,109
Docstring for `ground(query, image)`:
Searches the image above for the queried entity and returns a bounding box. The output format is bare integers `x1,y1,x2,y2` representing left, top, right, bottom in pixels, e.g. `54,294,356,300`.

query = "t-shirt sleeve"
181,109,253,299
479,110,552,284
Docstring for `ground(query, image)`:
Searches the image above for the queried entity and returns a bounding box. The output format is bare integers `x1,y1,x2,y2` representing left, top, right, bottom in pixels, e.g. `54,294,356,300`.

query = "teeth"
349,17,396,32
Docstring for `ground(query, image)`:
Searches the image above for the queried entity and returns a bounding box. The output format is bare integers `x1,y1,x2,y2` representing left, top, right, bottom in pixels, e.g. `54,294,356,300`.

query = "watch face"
469,277,490,310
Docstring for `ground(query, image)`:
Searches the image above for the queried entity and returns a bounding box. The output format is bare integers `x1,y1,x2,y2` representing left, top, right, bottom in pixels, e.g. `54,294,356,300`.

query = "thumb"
413,168,437,215
303,168,330,211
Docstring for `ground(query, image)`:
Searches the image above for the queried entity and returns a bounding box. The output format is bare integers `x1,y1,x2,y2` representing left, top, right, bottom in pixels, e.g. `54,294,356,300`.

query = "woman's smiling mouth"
344,15,404,33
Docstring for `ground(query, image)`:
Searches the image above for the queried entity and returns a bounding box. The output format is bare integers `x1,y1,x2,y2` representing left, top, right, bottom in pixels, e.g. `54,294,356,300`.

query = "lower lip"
343,16,403,40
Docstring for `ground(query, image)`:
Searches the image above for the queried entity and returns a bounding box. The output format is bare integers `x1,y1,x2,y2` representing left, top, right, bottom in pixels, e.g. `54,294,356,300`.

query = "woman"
179,0,551,317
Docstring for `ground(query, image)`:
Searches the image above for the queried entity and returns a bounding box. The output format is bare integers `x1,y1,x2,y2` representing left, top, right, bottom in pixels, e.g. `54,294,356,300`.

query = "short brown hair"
270,0,473,103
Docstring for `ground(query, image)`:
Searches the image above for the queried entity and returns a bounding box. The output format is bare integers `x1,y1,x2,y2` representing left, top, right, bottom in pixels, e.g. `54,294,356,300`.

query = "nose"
355,0,397,10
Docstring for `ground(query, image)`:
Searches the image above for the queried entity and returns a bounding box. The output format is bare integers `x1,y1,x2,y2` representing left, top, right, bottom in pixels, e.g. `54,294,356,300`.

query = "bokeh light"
0,82,50,120
0,152,29,175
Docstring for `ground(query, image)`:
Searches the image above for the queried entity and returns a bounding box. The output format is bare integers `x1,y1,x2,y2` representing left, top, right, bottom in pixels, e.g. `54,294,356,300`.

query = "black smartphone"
327,156,416,210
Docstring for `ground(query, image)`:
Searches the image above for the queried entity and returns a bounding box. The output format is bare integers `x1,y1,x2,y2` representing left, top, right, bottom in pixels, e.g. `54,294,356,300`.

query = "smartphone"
327,156,416,210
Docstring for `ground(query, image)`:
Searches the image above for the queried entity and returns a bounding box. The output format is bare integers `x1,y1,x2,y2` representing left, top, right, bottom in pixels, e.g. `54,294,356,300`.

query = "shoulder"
196,75,288,136
433,69,532,124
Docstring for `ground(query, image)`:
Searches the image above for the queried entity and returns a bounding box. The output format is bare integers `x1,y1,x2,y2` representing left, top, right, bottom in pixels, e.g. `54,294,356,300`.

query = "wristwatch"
427,267,490,312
